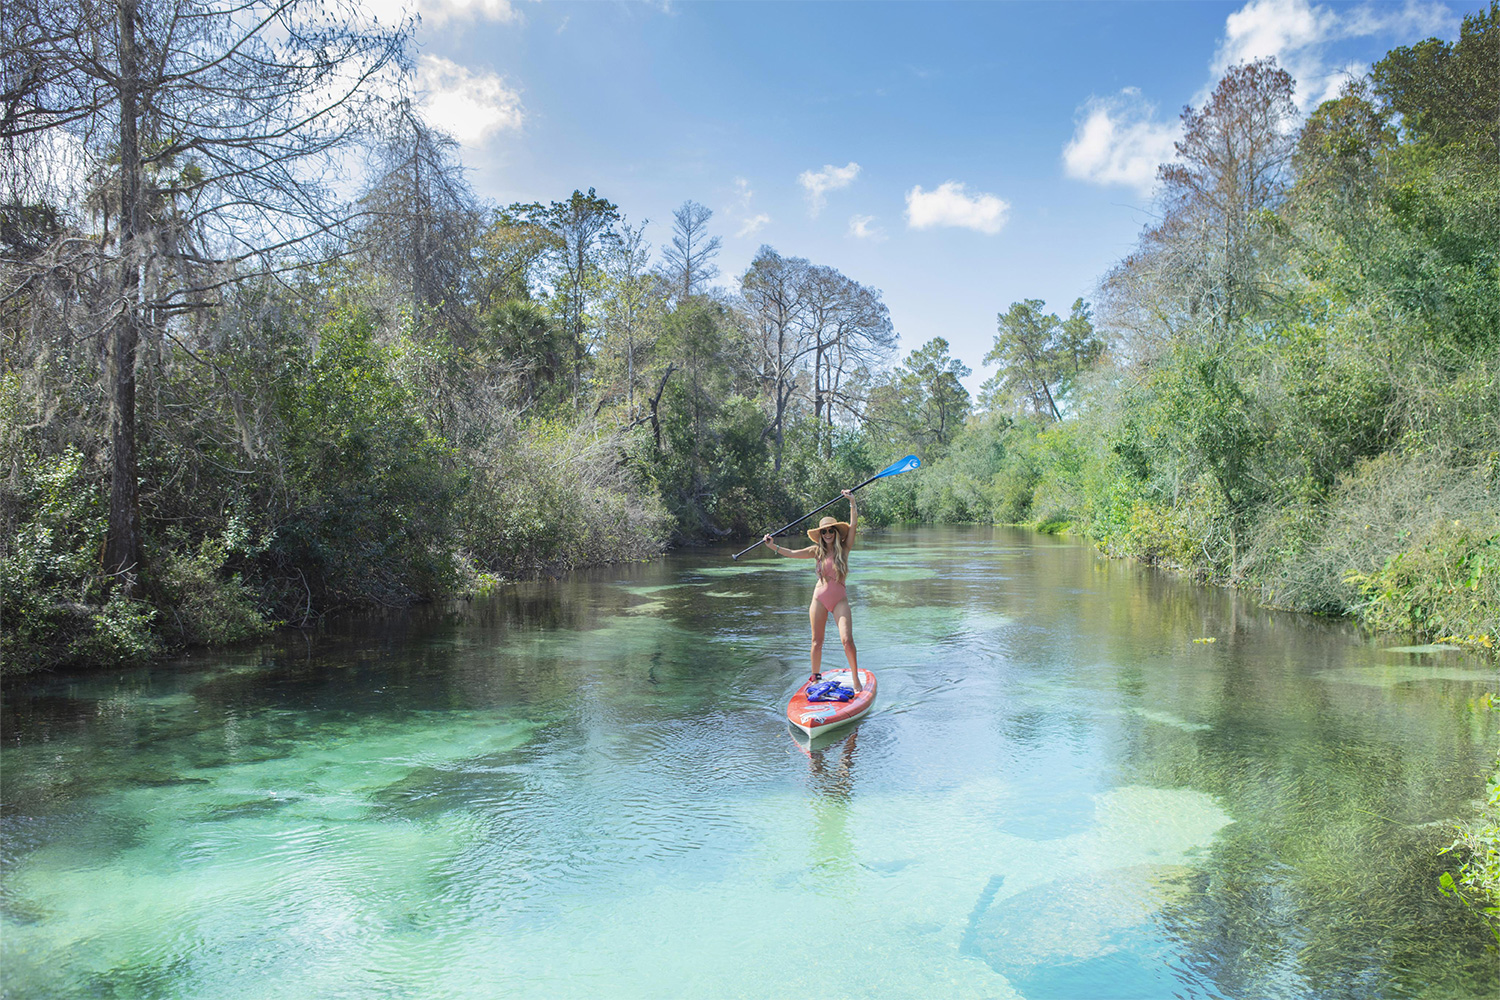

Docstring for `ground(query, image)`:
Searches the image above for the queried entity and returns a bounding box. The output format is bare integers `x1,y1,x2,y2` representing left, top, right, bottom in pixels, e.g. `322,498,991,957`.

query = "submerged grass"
1441,694,1500,946
5,527,1497,998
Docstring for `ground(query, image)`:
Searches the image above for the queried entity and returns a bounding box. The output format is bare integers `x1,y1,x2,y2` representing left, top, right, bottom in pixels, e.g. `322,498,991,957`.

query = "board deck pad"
786,669,877,736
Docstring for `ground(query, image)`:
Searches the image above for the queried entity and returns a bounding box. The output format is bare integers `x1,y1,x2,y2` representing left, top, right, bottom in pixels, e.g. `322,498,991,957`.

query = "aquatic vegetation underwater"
2,529,1497,998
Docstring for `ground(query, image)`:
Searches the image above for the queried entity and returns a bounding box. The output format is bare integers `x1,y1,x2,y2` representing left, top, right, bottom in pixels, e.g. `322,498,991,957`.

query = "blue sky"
381,0,1464,389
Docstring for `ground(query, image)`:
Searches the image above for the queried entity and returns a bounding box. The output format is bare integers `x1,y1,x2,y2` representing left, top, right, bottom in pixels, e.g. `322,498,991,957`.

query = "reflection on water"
2,525,1497,999
803,729,860,883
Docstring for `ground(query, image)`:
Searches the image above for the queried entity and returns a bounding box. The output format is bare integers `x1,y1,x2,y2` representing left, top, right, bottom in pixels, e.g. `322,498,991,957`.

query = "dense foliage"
3,2,1497,676
904,8,1497,652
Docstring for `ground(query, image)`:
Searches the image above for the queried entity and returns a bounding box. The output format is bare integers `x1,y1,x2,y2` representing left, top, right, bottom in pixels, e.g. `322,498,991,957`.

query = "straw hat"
807,516,851,545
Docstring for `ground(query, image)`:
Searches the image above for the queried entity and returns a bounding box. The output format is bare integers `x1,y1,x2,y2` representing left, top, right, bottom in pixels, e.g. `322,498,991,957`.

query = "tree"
2,0,409,595
1365,4,1500,353
1372,2,1499,163
658,300,732,462
1290,78,1397,269
984,299,1064,420
1288,15,1499,358
799,264,897,452
660,200,721,300
1145,57,1298,339
868,337,971,456
485,299,564,412
596,218,669,421
510,188,620,409
740,246,814,469
475,206,558,306
982,297,1102,420
357,102,481,336
1057,298,1105,394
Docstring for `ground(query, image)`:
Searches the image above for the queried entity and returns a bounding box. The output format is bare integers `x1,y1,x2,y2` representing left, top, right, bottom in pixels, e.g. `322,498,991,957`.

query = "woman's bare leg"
832,600,860,691
808,600,829,680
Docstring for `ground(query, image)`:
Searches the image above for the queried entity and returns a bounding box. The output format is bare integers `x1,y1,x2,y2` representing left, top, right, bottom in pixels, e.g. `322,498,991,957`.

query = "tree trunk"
413,137,425,316
773,384,787,471
102,0,144,594
648,363,674,450
1039,378,1062,422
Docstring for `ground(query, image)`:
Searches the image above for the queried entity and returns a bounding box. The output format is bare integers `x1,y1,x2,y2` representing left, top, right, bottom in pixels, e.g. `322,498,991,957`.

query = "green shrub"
991,454,1042,524
1346,519,1500,644
68,590,162,666
1245,449,1498,619
913,465,988,523
1,449,111,672
156,538,272,647
1124,480,1233,581
1036,514,1072,535
263,308,463,610
762,423,891,532
0,448,274,672
862,468,921,525
703,395,786,536
463,418,671,576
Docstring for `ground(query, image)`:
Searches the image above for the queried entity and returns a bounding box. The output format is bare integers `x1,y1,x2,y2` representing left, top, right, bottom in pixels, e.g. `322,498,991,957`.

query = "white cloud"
417,55,524,144
1060,0,1457,194
429,0,523,24
904,182,1010,235
737,212,771,238
360,0,522,27
1216,0,1338,70
1062,88,1180,196
730,177,770,237
1213,0,1456,107
732,176,755,208
1342,0,1454,38
848,214,884,241
798,161,861,215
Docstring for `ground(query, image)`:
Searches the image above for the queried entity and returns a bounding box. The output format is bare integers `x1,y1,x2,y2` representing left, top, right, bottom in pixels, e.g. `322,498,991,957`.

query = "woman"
763,489,862,693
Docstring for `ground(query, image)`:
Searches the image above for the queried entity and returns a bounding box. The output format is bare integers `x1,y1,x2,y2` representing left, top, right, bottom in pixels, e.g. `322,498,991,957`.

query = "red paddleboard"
786,669,877,737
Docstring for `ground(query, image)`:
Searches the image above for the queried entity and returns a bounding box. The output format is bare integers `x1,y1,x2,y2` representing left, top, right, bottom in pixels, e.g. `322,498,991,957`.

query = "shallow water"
3,525,1497,999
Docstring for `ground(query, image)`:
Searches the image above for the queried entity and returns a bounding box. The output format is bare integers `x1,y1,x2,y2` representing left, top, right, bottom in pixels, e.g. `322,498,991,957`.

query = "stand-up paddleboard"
786,669,876,737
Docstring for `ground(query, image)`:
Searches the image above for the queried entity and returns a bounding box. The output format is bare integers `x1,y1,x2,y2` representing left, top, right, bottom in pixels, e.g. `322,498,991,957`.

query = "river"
3,526,1497,998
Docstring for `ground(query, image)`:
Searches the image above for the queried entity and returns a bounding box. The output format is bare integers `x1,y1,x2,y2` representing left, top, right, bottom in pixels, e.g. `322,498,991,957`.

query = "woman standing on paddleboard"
762,489,863,693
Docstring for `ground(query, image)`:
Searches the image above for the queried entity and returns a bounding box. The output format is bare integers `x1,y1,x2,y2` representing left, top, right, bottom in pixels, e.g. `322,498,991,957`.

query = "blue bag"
806,680,854,702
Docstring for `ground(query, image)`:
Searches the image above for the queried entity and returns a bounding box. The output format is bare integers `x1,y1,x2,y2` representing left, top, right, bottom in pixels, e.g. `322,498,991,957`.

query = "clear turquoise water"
3,526,1497,999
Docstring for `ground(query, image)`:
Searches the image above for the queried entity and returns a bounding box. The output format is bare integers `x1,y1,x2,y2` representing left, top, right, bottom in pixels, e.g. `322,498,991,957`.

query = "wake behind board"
786,669,876,737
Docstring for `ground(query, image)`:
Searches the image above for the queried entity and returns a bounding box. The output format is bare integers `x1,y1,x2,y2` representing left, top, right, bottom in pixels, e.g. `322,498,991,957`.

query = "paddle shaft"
730,469,887,561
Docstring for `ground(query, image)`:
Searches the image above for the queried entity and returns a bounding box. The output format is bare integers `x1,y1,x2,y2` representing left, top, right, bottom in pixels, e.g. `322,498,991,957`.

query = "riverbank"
889,417,1499,659
1021,512,1499,658
6,489,1495,679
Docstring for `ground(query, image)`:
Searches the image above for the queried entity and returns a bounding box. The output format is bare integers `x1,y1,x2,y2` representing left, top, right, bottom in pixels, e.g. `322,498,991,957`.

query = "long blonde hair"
812,532,848,580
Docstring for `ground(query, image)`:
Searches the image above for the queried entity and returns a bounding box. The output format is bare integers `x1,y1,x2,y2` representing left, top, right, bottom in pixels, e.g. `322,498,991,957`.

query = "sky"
374,0,1465,390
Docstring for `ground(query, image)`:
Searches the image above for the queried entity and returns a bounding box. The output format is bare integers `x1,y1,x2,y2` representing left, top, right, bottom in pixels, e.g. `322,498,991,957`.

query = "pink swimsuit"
813,554,847,613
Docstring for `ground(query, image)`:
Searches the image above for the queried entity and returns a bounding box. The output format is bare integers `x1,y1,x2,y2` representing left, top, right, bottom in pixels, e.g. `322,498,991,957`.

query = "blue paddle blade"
875,454,921,478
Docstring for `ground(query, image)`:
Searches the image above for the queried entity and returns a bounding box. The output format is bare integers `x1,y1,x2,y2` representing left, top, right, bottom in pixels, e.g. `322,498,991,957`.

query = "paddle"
730,454,922,560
